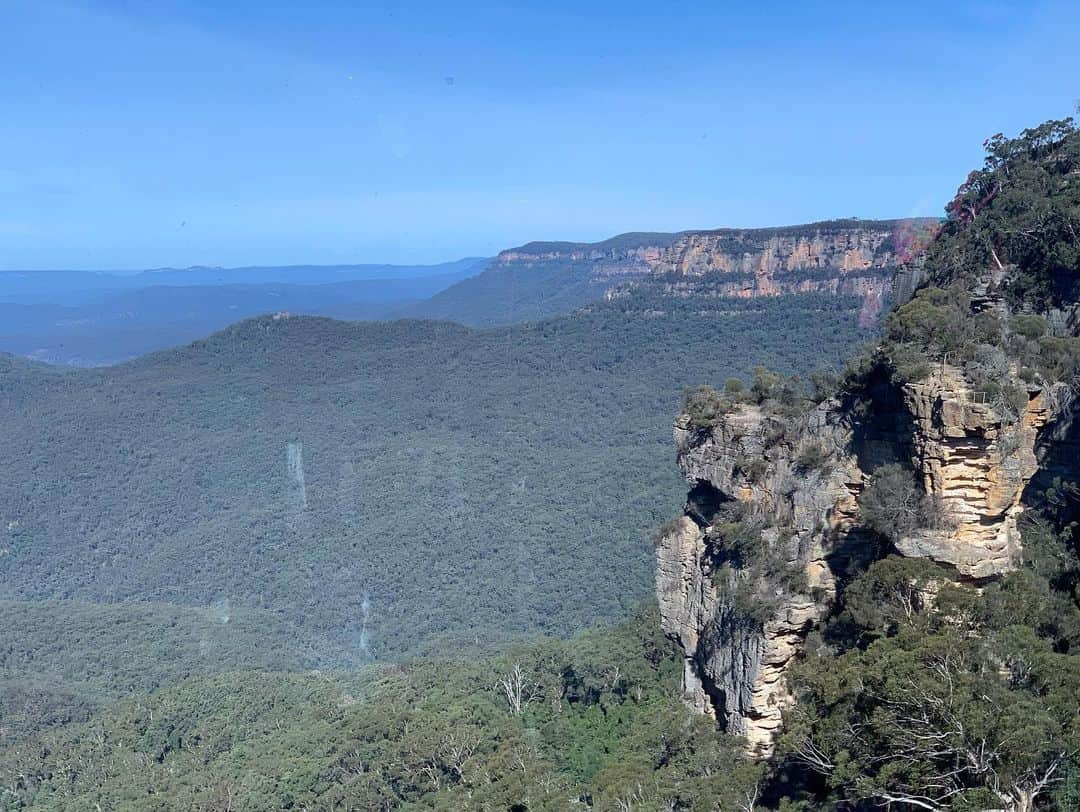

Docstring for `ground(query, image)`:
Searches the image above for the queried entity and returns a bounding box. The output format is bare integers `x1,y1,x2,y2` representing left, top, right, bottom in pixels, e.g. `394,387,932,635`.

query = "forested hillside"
0,608,776,811
0,294,866,710
399,233,678,326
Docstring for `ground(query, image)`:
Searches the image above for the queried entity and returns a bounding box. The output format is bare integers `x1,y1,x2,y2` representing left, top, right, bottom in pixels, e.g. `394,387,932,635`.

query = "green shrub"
650,517,685,548
808,369,839,403
838,555,949,639
750,366,782,403
723,377,746,397
705,506,811,626
682,384,730,429
706,506,762,569
1011,314,1048,341
859,463,947,542
735,455,768,483
1035,335,1080,382
795,442,830,472
884,285,971,359
886,343,935,382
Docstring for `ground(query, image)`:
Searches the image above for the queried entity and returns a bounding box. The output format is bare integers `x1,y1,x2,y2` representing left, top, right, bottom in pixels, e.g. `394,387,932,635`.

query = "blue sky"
2,1,1078,269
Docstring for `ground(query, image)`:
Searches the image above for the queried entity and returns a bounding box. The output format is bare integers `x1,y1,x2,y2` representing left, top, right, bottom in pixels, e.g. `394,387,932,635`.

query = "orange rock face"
649,220,935,324
496,219,939,324
897,366,1052,578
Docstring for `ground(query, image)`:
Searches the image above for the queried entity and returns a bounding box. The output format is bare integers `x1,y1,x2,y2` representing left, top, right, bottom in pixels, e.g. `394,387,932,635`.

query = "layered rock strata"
499,219,936,323
656,364,1061,755
898,366,1051,578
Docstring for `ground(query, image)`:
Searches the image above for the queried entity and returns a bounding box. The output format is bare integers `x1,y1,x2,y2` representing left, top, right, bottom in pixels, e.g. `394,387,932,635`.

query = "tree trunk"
1006,789,1035,812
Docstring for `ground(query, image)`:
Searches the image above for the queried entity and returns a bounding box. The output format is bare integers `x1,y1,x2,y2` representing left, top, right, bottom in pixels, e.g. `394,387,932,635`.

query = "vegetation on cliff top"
682,365,832,431
880,119,1080,403
926,118,1080,308
771,119,1080,810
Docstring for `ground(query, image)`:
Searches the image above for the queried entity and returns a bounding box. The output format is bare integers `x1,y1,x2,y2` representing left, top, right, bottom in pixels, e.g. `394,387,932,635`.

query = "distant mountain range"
0,258,489,304
0,259,488,365
0,218,938,366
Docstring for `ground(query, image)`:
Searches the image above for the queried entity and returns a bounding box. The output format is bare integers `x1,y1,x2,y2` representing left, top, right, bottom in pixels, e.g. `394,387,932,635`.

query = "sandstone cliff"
620,219,936,326
492,240,669,282
656,358,1071,756
498,219,936,325
411,218,937,328
657,399,861,755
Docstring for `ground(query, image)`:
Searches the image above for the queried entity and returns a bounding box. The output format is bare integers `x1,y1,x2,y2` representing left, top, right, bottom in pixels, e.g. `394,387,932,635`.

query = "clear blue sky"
2,0,1078,269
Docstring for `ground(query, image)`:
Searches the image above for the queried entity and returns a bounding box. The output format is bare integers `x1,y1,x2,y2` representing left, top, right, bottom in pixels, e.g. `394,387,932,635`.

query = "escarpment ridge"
412,218,937,327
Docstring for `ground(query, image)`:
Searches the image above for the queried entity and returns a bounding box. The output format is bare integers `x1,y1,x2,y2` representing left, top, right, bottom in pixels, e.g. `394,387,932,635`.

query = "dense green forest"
0,295,866,717
4,552,1075,810
0,607,772,811
3,516,1073,809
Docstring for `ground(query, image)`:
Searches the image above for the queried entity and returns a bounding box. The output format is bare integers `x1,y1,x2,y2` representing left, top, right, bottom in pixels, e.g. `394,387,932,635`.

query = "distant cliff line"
492,217,940,326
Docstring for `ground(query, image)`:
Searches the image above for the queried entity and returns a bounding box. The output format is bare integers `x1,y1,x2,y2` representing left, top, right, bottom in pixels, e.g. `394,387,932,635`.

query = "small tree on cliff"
859,463,947,543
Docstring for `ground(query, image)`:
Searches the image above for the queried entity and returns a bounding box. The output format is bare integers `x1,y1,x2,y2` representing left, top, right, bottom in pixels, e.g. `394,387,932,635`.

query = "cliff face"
495,220,936,325
656,363,1067,756
657,402,863,755
896,366,1053,578
410,219,936,329
659,221,921,278
650,220,936,327
492,243,667,282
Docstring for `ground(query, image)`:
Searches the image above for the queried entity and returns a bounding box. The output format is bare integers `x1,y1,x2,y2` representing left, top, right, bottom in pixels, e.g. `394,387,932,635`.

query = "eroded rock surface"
500,219,936,325
649,220,935,326
656,363,1064,756
898,366,1050,578
658,403,863,755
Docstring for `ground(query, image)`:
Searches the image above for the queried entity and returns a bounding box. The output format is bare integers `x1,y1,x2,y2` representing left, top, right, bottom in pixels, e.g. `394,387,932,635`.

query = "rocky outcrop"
648,219,937,326
656,362,1064,756
655,515,717,717
658,402,865,755
897,366,1051,578
658,221,925,279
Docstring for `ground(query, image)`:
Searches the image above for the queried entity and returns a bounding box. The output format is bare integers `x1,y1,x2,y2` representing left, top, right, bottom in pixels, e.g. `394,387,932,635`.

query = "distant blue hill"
0,260,489,365
0,258,489,305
